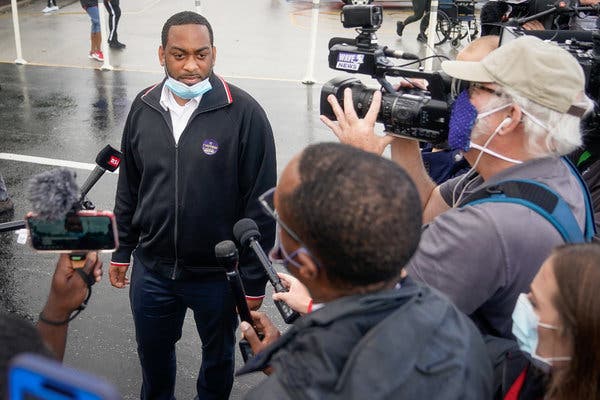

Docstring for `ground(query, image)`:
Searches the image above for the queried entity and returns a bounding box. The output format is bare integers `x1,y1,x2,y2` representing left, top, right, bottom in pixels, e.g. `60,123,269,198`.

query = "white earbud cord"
452,122,506,207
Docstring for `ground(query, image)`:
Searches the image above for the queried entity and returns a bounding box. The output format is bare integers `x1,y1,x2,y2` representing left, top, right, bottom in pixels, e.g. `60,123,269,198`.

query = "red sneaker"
88,51,104,62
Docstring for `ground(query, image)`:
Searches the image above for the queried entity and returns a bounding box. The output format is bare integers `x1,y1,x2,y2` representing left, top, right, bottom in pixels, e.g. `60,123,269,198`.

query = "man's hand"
109,262,129,288
246,297,263,311
240,311,281,355
397,77,428,91
320,88,394,156
522,20,545,30
38,253,102,361
272,273,312,314
43,253,102,321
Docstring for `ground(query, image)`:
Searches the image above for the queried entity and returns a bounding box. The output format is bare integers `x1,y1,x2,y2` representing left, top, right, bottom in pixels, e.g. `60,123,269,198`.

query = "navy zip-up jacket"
239,278,493,399
111,73,276,296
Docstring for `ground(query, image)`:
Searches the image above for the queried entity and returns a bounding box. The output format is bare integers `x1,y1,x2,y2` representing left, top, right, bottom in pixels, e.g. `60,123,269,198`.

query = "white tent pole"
424,0,439,71
302,0,320,85
10,0,27,64
98,0,114,70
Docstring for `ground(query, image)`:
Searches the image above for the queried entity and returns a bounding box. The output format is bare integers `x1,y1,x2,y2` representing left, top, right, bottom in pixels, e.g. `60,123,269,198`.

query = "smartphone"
25,210,118,253
9,353,121,400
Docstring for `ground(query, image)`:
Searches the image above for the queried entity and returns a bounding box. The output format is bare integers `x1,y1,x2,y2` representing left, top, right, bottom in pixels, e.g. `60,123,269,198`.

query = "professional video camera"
320,5,454,146
499,1,600,135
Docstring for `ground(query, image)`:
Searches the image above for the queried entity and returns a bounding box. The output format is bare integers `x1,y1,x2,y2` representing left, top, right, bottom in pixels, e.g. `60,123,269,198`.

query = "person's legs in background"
417,12,432,42
0,173,14,215
85,6,104,62
42,0,58,13
397,0,430,38
105,0,126,49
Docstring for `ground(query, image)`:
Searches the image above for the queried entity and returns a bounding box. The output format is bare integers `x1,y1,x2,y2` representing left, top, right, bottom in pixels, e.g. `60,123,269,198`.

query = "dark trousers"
403,0,431,34
104,0,121,42
129,254,238,400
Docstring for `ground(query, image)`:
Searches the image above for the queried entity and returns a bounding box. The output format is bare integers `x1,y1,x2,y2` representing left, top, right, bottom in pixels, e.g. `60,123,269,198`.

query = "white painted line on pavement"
0,153,119,173
0,61,316,84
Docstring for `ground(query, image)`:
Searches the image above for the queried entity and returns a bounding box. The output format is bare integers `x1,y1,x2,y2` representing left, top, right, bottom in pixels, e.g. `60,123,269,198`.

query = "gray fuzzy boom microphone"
0,168,79,233
27,168,80,220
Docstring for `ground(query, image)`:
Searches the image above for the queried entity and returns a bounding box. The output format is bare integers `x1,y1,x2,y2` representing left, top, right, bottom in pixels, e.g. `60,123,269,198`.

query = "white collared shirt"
159,84,203,145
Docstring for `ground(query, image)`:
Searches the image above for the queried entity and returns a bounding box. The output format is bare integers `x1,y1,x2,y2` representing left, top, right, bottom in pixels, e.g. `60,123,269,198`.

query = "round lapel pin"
202,139,219,155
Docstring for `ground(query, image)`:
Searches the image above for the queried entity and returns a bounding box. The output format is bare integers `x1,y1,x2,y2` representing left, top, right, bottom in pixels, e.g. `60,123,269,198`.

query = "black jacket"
486,336,547,400
111,74,276,295
238,278,493,399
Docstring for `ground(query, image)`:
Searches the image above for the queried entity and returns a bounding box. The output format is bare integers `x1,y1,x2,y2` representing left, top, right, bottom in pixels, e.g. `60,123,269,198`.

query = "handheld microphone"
328,37,420,60
79,145,123,202
233,218,300,324
215,240,255,362
216,240,253,324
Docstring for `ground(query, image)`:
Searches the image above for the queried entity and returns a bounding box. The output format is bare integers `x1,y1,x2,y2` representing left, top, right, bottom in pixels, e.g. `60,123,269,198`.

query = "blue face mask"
448,90,512,152
448,90,478,152
164,74,212,100
511,293,570,369
512,293,542,355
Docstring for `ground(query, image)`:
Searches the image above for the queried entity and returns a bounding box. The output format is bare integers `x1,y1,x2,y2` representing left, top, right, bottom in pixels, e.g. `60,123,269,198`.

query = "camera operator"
322,36,594,339
237,143,493,399
420,35,500,185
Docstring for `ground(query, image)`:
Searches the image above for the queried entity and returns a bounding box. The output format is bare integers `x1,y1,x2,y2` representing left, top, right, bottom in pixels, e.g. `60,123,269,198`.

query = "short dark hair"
161,11,214,48
0,313,53,397
280,142,422,288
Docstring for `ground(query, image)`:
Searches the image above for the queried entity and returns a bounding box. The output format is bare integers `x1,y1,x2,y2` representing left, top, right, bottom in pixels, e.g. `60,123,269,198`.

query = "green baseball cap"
442,36,586,117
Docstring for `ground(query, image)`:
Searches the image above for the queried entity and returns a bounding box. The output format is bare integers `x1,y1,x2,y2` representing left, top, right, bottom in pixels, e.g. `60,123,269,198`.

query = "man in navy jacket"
238,143,492,399
109,11,276,400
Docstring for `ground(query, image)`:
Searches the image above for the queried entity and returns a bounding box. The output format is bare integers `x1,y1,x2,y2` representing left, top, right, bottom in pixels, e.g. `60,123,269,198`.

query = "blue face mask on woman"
511,293,571,369
164,73,212,100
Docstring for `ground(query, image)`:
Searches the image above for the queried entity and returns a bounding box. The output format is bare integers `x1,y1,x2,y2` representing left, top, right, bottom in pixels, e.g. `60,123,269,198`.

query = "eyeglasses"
468,82,505,98
269,234,309,270
258,187,320,270
258,188,303,243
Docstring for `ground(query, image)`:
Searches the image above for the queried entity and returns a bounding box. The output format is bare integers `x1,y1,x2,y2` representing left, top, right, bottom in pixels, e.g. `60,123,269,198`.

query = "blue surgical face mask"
511,293,571,369
447,90,511,152
164,73,212,100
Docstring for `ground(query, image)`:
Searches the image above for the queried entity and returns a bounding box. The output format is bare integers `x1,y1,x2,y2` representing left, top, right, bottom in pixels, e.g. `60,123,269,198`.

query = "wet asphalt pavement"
0,0,466,398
